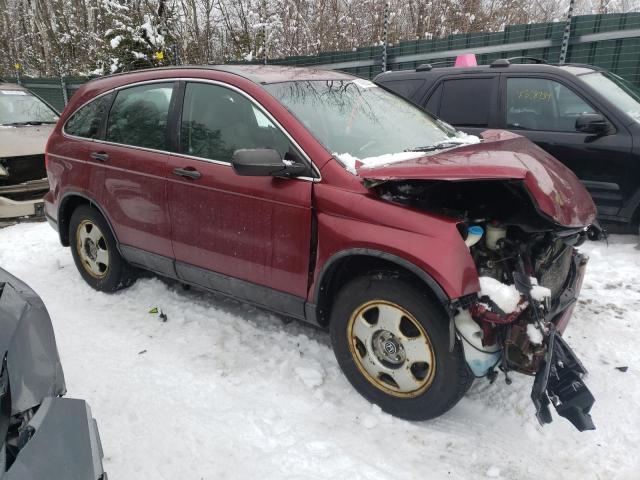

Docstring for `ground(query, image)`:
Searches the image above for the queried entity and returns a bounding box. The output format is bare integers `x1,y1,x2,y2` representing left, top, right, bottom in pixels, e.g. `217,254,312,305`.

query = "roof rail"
490,56,547,68
416,60,453,72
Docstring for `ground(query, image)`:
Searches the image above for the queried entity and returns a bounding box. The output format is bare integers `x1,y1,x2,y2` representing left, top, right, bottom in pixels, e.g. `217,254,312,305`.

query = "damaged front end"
451,226,595,432
379,177,595,431
0,268,105,479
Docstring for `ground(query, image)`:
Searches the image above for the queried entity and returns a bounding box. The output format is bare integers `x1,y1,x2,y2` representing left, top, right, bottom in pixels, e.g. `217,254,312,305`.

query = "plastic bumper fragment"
531,330,595,432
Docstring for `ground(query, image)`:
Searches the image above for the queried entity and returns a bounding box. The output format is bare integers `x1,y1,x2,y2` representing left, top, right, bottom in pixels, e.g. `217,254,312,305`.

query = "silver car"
0,81,58,220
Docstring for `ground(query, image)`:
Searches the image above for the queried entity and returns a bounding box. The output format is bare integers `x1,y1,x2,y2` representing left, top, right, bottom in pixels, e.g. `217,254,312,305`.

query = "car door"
95,81,176,274
58,92,116,204
421,75,500,136
167,81,313,318
499,75,634,220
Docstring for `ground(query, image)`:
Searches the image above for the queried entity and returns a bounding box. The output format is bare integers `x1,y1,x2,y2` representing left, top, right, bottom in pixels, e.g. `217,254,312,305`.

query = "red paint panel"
97,143,173,258
310,183,480,301
44,130,104,221
167,155,312,298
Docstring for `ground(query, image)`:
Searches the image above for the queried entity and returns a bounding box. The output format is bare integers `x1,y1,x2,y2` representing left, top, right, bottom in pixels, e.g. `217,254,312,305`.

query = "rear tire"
69,205,136,292
330,273,472,421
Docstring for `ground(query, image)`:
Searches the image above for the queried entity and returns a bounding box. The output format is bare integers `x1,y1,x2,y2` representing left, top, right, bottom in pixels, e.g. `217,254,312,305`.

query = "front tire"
330,274,472,421
69,205,136,292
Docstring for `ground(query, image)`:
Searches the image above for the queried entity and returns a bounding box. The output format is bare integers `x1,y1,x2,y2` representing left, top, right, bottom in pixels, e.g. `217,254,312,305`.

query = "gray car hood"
0,125,54,158
0,268,66,414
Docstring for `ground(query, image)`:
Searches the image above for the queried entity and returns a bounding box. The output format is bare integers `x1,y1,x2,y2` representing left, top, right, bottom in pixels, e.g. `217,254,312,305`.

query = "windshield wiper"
404,136,481,153
404,141,466,152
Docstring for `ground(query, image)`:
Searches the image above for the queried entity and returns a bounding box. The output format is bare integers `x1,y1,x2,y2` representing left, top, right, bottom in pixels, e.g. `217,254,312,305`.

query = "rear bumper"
0,178,48,219
4,397,106,479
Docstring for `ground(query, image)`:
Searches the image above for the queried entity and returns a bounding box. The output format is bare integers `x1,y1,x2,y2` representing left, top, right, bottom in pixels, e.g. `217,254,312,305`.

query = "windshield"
264,79,477,173
577,71,640,123
0,88,59,125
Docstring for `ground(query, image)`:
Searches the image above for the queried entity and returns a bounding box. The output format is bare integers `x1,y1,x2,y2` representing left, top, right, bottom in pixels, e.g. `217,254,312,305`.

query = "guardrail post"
382,2,389,72
559,0,576,64
262,0,268,65
60,76,69,106
14,63,21,85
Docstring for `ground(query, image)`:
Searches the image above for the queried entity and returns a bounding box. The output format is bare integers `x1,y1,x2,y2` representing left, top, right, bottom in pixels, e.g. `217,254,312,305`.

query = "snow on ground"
1,222,640,479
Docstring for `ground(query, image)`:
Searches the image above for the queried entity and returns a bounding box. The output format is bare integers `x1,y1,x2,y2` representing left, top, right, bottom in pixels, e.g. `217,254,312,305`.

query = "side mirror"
231,149,308,177
575,113,612,136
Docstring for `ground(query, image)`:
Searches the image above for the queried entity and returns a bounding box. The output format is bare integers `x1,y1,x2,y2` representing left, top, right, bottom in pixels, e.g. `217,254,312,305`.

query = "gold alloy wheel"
347,300,436,398
76,220,110,279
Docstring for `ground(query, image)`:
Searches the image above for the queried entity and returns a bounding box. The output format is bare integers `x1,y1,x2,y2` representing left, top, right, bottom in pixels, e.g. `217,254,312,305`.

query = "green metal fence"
5,12,640,112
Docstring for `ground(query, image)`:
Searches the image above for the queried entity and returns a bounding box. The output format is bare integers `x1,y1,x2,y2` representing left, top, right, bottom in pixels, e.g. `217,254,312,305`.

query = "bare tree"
2,0,640,77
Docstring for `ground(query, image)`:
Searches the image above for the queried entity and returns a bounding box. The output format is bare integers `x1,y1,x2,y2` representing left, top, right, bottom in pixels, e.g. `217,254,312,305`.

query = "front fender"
312,210,480,302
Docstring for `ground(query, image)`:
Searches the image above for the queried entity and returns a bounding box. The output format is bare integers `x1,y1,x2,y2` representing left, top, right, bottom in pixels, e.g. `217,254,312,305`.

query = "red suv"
44,66,598,431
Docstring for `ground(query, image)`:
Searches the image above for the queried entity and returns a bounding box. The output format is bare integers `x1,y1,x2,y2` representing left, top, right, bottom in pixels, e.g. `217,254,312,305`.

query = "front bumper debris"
2,397,105,480
531,329,595,431
530,251,595,431
0,178,48,219
455,247,595,432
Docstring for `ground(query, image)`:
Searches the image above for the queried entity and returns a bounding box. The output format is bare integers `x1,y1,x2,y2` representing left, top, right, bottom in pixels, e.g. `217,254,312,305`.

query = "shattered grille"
539,246,573,299
0,154,46,186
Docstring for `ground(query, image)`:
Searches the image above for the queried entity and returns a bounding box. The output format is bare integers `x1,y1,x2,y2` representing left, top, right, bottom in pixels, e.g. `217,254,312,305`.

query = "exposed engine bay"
376,179,598,432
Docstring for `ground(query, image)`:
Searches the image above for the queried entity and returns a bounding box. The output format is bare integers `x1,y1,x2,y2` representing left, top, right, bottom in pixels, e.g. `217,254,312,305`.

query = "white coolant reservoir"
464,225,484,248
485,223,507,251
454,310,501,377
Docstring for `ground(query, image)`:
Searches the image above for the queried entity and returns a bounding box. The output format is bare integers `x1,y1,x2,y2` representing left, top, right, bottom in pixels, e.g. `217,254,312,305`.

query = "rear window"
437,78,496,127
65,93,114,139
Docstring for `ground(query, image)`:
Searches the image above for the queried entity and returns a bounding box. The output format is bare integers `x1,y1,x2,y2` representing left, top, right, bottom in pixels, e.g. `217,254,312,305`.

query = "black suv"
375,59,640,231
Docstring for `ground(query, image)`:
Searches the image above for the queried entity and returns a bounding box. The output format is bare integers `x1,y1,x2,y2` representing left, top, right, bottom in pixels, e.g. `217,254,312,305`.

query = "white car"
0,81,59,219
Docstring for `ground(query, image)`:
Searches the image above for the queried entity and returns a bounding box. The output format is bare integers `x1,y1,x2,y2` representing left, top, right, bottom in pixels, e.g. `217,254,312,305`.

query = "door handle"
173,167,202,180
89,151,109,162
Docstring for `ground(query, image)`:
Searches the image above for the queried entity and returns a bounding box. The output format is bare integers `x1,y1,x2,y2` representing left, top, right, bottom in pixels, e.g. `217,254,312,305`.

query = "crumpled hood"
356,130,597,228
0,124,54,158
0,268,66,415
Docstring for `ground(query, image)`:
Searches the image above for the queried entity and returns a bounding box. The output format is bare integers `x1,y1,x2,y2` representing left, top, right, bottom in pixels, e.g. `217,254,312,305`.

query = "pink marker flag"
454,54,478,67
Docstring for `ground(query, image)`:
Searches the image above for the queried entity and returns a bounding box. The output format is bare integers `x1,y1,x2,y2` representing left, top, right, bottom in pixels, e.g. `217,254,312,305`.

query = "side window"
424,83,443,116
506,78,596,132
438,78,496,127
106,83,173,150
381,79,424,99
180,83,292,162
65,93,114,139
